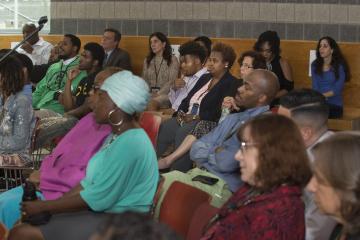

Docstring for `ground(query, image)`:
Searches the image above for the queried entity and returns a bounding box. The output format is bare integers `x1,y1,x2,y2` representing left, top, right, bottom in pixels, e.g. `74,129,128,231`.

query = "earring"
225,65,228,68
108,109,123,126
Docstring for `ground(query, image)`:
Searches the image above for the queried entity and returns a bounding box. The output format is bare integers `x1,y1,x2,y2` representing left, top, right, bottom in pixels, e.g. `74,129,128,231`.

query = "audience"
279,89,338,240
158,50,266,170
201,114,311,240
169,41,208,112
154,70,279,218
8,70,158,240
32,34,86,116
142,32,180,110
254,30,293,103
307,132,360,240
34,42,105,147
0,68,120,229
90,211,180,240
157,42,237,172
0,55,36,167
101,28,132,71
16,23,53,65
311,36,349,119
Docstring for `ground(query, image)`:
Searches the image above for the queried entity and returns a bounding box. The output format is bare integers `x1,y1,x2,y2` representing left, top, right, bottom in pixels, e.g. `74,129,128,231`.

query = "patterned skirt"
190,120,218,139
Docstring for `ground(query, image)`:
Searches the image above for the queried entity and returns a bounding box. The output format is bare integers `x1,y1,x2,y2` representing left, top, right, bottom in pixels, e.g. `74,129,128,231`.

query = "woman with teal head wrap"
13,71,159,240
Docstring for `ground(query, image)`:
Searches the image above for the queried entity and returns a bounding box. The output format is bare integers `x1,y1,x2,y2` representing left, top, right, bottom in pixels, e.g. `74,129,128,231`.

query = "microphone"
38,16,48,26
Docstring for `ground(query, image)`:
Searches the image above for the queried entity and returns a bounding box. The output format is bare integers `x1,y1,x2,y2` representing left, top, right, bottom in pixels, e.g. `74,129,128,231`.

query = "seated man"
16,23,53,65
278,89,337,240
32,34,86,116
168,41,208,112
101,28,132,70
154,70,279,218
35,43,105,147
0,68,120,229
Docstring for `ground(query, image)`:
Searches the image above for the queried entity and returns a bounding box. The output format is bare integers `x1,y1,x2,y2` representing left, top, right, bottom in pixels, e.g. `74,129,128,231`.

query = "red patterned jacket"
201,184,305,240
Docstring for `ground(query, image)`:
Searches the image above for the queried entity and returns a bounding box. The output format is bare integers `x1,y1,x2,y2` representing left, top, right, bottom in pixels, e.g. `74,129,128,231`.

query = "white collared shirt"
169,67,208,111
16,37,53,65
62,56,78,66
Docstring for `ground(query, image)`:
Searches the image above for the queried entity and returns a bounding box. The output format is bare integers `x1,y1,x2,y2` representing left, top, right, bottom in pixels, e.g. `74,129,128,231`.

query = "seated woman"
158,50,266,170
142,32,179,110
8,70,159,240
0,55,36,166
311,36,349,119
0,67,119,229
201,114,311,239
157,42,237,172
307,132,360,240
254,30,293,104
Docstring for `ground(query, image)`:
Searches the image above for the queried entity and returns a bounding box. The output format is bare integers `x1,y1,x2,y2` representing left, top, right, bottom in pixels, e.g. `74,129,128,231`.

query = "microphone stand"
0,16,48,64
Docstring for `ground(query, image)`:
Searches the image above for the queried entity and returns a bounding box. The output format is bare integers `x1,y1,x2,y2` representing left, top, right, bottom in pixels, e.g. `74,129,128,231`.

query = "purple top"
39,113,111,200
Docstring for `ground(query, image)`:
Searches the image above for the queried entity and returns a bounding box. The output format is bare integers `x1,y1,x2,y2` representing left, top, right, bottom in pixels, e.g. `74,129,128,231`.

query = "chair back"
186,202,219,240
159,181,211,238
139,111,162,148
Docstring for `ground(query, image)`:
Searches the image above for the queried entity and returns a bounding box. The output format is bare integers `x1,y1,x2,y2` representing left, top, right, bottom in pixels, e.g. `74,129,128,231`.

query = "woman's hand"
21,200,45,216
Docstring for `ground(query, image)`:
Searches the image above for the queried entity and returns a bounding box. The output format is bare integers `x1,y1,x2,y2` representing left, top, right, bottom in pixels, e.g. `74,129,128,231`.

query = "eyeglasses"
240,63,254,69
239,141,258,153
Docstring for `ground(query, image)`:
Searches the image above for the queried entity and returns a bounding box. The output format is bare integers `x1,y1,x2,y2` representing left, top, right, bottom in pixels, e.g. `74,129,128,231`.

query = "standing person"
307,132,360,240
311,36,349,119
101,28,132,70
0,55,36,166
201,114,311,240
254,30,293,103
142,32,180,110
17,23,53,65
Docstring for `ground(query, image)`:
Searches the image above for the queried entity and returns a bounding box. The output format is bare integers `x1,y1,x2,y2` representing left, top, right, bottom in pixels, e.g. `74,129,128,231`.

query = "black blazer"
104,48,132,71
177,71,238,122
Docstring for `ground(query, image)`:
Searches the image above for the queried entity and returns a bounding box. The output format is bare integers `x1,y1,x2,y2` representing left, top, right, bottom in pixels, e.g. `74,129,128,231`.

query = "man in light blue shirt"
169,41,207,111
154,70,280,218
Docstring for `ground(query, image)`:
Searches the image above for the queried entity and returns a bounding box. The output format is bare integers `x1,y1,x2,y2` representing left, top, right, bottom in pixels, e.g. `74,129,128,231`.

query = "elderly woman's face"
150,36,166,55
88,71,112,110
207,51,228,76
235,126,259,186
306,170,342,220
93,90,115,124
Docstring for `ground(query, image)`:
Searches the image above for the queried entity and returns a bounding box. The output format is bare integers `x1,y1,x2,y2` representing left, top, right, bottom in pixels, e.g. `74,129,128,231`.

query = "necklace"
100,133,119,150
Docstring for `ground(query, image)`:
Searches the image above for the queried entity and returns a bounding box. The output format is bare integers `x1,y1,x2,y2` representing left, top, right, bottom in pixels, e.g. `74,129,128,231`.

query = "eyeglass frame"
239,141,258,153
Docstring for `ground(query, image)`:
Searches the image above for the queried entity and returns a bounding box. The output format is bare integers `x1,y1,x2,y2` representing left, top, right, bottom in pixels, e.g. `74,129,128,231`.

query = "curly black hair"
179,41,207,64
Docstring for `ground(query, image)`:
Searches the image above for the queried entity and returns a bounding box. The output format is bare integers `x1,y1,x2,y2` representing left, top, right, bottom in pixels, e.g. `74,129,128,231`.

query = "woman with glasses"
254,31,293,104
311,36,349,119
142,32,179,111
201,114,311,240
158,51,266,170
0,55,36,167
307,132,360,240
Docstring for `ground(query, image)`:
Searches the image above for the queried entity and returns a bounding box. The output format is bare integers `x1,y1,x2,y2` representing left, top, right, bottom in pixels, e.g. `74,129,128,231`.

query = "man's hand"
174,75,186,90
67,68,80,83
222,97,240,111
21,42,34,54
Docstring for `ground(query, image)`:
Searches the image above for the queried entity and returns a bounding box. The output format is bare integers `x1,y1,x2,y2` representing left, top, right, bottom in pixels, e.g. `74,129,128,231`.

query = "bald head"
246,69,280,105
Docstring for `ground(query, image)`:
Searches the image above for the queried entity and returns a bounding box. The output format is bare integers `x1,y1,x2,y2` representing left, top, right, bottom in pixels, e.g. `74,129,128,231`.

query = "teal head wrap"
100,70,150,115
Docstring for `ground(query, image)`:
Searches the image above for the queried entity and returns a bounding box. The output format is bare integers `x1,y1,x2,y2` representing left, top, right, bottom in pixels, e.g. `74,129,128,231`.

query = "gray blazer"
104,48,132,71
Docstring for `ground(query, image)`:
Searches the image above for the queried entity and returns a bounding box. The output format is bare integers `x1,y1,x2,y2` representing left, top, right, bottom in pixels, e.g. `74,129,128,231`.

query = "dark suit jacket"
104,48,132,71
177,71,238,122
